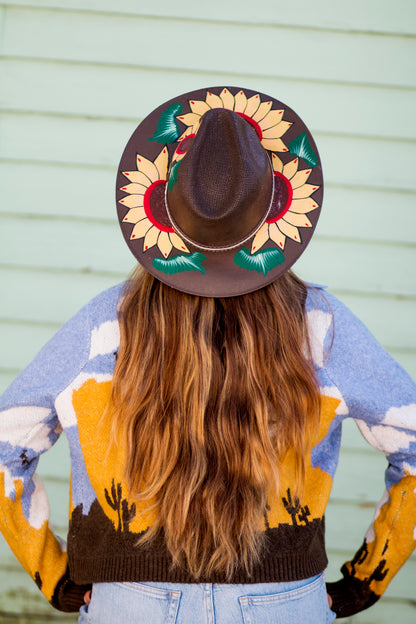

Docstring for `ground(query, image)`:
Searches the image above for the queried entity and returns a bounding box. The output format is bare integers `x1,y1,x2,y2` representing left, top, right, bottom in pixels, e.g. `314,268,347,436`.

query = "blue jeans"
78,573,336,623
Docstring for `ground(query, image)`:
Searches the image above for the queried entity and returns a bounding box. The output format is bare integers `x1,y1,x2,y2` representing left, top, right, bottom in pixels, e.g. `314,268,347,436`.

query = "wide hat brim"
116,86,323,297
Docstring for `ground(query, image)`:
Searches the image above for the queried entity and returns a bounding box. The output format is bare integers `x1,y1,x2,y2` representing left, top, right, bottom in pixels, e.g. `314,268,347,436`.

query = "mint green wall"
0,2,415,621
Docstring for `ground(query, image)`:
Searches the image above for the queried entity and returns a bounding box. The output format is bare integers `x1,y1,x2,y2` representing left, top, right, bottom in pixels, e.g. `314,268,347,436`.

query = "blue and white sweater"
0,283,415,618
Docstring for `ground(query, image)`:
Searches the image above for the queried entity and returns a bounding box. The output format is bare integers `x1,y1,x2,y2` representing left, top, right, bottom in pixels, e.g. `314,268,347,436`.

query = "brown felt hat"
116,86,323,297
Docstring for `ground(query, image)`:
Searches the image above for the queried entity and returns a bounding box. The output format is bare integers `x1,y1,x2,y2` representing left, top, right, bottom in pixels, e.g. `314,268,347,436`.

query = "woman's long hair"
109,267,320,580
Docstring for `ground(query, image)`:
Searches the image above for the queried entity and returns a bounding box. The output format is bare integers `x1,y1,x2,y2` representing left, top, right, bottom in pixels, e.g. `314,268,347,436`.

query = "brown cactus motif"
20,450,29,466
121,497,137,532
298,504,311,525
282,488,301,525
368,559,388,584
350,541,369,575
104,479,136,532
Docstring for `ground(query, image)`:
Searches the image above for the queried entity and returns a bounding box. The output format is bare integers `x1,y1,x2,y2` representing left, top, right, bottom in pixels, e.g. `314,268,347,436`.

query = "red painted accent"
124,217,128,221
236,113,262,141
294,236,297,240
145,245,148,250
144,180,175,233
253,246,256,250
283,148,288,152
122,187,127,190
312,187,317,190
294,158,298,163
125,172,130,175
267,172,293,223
120,200,124,203
132,235,136,238
191,101,195,104
313,204,317,208
137,158,141,162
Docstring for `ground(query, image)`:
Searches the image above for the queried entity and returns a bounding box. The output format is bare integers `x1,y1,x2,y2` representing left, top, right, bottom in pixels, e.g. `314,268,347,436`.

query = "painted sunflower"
250,153,320,253
176,88,292,153
119,147,189,258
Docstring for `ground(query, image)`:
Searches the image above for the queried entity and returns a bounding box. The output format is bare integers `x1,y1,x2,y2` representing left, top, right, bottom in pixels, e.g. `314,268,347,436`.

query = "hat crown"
167,108,273,248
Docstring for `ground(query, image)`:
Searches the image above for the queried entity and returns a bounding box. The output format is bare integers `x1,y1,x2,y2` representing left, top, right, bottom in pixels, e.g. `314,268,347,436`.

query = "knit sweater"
0,283,415,618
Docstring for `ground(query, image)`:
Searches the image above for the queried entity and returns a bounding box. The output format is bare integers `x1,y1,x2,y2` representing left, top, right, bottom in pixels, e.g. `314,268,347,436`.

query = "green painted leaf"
168,160,181,190
149,102,183,144
153,252,206,275
288,131,318,168
234,247,285,276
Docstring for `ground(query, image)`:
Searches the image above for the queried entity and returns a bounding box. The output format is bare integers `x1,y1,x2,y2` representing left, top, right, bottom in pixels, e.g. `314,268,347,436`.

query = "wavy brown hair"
109,267,320,580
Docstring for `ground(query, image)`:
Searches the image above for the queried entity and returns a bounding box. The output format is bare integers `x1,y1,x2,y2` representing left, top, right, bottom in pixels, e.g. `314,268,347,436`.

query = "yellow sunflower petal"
136,155,159,182
169,232,189,253
119,183,147,195
220,88,235,111
258,109,284,130
252,100,273,122
290,198,320,214
271,153,284,173
244,94,261,117
268,222,286,250
119,194,145,209
122,171,153,186
283,158,299,180
277,219,301,243
283,212,312,228
261,138,288,152
154,147,169,180
171,151,186,165
234,90,247,113
290,168,312,189
251,223,270,253
122,207,146,223
157,231,173,258
206,91,224,109
176,112,201,128
130,219,152,240
292,184,320,199
177,126,196,141
143,225,160,251
189,99,210,116
261,121,292,139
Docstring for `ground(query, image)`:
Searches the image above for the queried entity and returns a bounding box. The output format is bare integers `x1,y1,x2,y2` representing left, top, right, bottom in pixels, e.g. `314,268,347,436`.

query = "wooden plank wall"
0,1,415,621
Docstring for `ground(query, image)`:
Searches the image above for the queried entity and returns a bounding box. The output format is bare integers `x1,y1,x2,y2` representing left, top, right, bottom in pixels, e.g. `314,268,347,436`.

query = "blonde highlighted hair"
109,267,320,580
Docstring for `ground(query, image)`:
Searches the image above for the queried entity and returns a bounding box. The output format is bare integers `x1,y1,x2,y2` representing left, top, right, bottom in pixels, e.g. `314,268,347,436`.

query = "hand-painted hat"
116,86,323,297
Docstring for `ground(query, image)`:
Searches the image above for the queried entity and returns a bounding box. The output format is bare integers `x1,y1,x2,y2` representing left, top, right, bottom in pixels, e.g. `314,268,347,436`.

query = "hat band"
164,157,275,253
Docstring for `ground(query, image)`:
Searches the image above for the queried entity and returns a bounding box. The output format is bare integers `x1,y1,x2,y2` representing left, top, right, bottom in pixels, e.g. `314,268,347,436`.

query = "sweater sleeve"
322,294,416,618
0,302,94,611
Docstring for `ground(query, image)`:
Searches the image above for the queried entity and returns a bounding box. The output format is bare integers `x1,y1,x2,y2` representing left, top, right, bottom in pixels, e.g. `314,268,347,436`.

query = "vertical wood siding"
0,2,415,621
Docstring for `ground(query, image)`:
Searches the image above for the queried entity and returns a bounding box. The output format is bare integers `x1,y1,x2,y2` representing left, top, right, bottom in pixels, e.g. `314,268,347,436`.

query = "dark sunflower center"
176,134,196,155
144,180,174,232
266,172,293,223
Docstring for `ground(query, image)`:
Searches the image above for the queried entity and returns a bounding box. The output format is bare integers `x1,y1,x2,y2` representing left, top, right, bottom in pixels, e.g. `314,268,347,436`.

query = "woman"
1,87,415,623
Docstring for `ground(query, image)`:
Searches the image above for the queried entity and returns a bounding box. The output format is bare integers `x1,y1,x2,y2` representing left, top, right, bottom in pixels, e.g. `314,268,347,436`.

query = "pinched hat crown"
167,108,273,250
116,86,323,297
